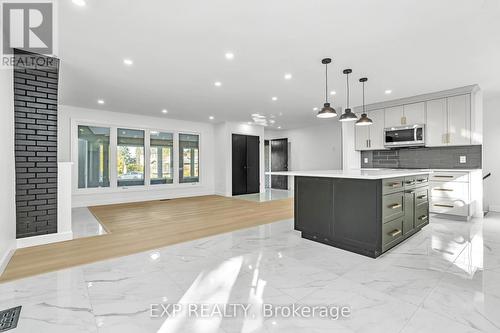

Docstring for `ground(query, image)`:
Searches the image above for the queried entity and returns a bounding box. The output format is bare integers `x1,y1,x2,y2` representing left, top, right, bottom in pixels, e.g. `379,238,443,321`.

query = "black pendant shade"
355,77,373,126
339,69,358,122
317,58,337,118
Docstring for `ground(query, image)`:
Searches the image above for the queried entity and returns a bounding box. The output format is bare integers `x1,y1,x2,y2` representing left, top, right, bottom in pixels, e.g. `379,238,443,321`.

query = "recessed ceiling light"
272,97,278,101
313,107,319,111
277,126,282,129
385,89,392,94
225,52,234,60
162,109,168,114
72,0,86,6
214,81,222,87
209,116,214,120
97,99,104,104
330,91,336,95
123,58,133,66
284,73,292,80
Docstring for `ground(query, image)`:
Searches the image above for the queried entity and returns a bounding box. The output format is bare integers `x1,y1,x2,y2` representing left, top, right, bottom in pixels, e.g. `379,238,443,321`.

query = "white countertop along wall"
266,169,431,180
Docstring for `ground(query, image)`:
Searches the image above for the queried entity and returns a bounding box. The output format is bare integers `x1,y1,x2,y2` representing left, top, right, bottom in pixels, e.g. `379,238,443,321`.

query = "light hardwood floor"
0,195,293,283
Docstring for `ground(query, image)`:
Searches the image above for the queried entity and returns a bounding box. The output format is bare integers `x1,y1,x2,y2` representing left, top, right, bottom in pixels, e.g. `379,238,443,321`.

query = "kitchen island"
267,169,431,258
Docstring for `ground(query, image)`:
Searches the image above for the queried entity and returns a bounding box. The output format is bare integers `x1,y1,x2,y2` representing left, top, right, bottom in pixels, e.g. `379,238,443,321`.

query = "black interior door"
232,134,260,195
232,134,247,195
271,138,288,189
246,135,260,194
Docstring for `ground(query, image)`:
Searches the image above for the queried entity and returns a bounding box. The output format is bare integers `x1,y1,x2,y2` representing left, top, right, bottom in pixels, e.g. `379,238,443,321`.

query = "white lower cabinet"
429,170,475,219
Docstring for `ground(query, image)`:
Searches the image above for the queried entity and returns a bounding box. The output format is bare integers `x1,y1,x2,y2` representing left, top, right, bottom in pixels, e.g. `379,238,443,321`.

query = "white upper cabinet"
354,110,385,150
403,102,425,125
384,106,404,128
447,94,471,146
425,98,447,147
355,113,370,150
425,95,471,147
384,103,425,128
368,110,385,150
353,86,480,151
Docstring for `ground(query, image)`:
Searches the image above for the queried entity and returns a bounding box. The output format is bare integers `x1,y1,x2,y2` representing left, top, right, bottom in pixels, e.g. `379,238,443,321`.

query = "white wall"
265,121,343,189
214,122,265,196
483,92,500,212
265,121,343,170
0,68,17,274
58,105,216,207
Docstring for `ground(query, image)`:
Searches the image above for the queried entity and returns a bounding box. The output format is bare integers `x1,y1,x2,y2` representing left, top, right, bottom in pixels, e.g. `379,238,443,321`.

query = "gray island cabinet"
268,170,430,258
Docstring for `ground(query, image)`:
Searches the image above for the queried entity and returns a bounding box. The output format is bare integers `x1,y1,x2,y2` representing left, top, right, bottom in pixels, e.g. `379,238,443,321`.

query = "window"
78,125,110,188
150,131,173,185
117,128,145,186
179,133,199,183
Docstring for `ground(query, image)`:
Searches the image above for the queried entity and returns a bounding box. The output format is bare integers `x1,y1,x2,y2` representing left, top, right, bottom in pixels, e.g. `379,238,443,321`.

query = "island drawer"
382,177,404,194
415,204,429,228
382,192,404,223
415,188,429,206
415,175,429,186
382,217,404,252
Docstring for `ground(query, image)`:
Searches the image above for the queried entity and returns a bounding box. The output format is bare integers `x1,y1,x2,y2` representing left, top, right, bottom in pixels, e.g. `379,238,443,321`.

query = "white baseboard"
0,245,16,276
16,231,73,249
490,205,500,213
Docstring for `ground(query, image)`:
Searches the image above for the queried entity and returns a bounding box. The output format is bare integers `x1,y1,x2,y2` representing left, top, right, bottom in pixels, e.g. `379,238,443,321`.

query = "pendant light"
316,58,337,118
355,77,373,126
339,69,358,122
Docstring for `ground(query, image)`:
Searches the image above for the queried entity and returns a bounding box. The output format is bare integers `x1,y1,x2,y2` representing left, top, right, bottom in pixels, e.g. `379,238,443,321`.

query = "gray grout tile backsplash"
361,145,482,169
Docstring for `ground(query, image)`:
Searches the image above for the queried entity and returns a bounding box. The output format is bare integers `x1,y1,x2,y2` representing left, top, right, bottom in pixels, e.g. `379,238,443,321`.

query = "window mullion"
145,130,151,187
109,127,118,188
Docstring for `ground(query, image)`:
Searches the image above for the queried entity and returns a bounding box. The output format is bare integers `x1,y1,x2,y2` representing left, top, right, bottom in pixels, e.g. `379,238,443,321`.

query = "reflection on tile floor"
72,207,107,239
234,189,293,203
2,213,500,332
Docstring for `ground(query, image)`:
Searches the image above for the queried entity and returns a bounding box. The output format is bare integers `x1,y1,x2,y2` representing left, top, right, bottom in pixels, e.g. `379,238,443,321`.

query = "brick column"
13,50,60,238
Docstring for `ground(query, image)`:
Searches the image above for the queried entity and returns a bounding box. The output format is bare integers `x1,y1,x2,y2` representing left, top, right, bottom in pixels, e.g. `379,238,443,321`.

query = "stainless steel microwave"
384,125,425,148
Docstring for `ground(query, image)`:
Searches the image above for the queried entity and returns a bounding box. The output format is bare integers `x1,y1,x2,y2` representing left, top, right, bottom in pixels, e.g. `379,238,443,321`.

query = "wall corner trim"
16,231,73,249
0,245,16,276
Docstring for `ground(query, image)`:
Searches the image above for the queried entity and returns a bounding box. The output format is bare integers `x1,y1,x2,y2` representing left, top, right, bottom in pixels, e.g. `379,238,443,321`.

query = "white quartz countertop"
266,169,431,180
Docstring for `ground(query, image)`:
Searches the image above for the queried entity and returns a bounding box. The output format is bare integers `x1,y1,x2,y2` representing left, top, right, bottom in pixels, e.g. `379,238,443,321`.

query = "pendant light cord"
362,80,365,113
346,73,350,109
325,63,328,103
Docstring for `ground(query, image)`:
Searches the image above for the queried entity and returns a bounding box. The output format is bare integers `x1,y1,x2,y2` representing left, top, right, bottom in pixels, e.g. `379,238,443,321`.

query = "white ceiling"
58,0,500,129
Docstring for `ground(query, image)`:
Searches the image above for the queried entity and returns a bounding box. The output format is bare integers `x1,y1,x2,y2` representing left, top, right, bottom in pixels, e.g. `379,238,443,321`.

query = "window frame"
71,119,202,195
149,130,175,185
116,127,146,187
76,124,111,189
179,133,201,184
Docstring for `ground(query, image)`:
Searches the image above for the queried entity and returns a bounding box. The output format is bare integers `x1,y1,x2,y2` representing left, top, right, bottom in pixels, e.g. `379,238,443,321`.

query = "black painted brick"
14,50,59,238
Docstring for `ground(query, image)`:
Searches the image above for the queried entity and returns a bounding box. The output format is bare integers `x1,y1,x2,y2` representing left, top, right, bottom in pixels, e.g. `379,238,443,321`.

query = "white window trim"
71,118,202,195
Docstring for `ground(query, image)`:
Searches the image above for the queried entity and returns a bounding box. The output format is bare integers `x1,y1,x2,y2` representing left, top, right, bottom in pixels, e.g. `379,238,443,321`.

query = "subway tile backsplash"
361,145,482,169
